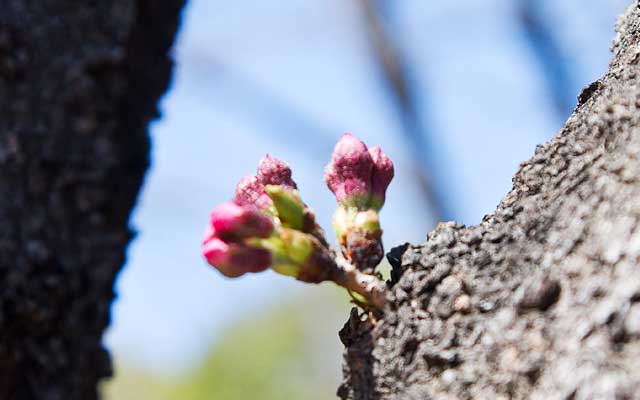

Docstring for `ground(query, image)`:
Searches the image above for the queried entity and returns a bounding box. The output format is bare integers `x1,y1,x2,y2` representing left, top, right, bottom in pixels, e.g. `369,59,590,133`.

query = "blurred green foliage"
174,308,327,399
102,285,352,400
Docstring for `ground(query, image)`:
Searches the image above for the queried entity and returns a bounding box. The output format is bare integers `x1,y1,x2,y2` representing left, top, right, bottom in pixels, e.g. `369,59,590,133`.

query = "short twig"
330,257,387,310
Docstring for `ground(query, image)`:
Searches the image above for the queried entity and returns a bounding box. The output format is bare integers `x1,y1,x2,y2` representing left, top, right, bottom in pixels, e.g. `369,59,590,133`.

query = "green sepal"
280,229,313,265
354,209,380,234
247,236,284,257
253,235,301,277
333,207,381,242
271,263,299,277
264,185,305,230
253,229,315,279
368,195,384,211
332,207,350,241
341,193,371,210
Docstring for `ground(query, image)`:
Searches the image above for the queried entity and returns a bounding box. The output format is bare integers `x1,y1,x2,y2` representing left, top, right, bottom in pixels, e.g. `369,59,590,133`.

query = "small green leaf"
271,263,300,277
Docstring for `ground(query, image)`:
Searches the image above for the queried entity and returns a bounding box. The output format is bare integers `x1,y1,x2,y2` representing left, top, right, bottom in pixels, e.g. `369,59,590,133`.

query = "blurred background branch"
516,0,576,119
184,52,337,160
359,0,454,221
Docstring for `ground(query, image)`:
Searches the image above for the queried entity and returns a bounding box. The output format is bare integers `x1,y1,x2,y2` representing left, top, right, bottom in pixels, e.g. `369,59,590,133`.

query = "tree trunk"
339,2,640,399
0,2,184,399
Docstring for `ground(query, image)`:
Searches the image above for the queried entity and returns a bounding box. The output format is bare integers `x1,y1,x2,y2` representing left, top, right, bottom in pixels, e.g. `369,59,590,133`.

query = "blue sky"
105,0,628,374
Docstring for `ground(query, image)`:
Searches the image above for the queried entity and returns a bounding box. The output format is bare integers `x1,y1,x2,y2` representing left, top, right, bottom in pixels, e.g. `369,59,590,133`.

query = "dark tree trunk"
0,2,184,399
340,2,640,399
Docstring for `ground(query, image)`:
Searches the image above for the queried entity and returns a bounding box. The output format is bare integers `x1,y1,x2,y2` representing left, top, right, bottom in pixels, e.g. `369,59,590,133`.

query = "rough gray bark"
339,3,640,399
0,2,184,399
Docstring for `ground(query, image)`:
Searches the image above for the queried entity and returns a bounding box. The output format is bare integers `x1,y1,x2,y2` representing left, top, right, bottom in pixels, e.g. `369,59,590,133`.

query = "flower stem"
330,257,387,309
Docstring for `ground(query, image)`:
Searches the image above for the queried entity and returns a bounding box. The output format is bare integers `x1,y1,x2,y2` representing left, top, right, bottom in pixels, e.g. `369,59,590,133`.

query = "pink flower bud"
257,154,297,189
229,246,272,274
210,202,274,239
234,175,273,211
324,165,341,198
330,134,373,183
202,237,271,278
341,178,370,204
368,146,394,209
325,133,374,207
202,237,235,276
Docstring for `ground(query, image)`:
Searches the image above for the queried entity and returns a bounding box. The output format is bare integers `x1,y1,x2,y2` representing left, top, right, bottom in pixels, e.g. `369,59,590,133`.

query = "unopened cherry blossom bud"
210,201,274,239
325,134,393,272
325,133,374,208
325,134,394,211
368,146,394,210
257,154,297,188
202,237,272,278
234,175,274,212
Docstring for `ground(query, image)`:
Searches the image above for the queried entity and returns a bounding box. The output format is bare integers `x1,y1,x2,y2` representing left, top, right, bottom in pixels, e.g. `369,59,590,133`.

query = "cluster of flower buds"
203,155,333,283
202,135,392,310
325,133,394,274
202,202,274,278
